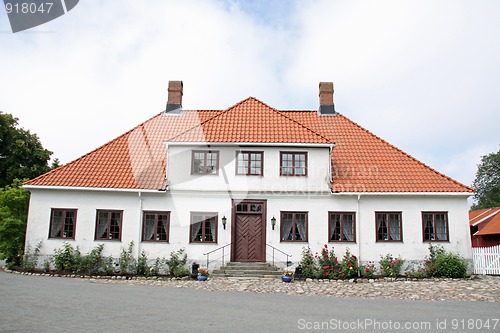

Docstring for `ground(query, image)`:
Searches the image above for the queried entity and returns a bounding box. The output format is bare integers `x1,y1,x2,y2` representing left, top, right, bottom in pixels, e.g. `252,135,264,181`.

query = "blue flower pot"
197,275,208,281
281,275,292,283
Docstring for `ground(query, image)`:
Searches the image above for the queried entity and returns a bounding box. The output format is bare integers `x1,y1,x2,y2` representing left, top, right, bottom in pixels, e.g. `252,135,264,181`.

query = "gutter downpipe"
356,194,362,277
137,192,143,258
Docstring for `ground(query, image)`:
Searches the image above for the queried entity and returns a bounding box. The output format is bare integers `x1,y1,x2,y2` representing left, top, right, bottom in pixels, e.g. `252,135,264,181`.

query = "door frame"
230,199,267,262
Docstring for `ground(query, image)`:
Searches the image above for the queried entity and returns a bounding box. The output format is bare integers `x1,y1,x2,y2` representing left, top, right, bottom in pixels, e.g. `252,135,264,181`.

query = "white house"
23,81,474,269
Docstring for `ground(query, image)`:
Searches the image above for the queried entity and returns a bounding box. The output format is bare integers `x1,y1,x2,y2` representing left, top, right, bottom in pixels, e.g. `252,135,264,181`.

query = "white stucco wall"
25,186,472,271
166,144,332,194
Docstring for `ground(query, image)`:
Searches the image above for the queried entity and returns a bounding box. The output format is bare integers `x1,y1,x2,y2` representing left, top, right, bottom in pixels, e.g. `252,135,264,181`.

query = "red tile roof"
470,208,500,235
24,97,473,193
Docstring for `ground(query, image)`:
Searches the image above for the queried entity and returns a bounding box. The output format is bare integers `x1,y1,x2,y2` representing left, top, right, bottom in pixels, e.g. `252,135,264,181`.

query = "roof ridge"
335,112,474,192
166,97,333,144
24,112,163,186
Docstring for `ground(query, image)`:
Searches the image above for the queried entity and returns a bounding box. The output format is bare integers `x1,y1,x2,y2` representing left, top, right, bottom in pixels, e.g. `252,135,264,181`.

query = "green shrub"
317,244,340,279
119,241,136,274
82,244,105,275
379,253,404,277
425,244,467,278
148,257,165,276
340,248,358,279
23,241,42,271
166,248,189,277
299,247,316,279
360,261,376,279
53,242,82,273
136,250,149,276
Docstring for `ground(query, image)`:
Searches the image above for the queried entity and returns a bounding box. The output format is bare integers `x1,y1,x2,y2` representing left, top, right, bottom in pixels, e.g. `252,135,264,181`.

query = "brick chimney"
165,80,183,114
318,82,335,115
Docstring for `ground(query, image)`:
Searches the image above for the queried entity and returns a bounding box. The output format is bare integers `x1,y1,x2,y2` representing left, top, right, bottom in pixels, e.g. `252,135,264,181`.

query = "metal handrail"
266,243,292,267
203,243,231,269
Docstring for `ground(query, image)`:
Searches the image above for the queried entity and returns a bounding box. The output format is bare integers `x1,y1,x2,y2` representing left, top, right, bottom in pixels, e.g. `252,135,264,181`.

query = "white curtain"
343,217,354,241
296,215,307,240
191,217,203,242
161,217,168,239
209,217,216,241
330,218,337,241
436,215,446,240
377,215,387,240
97,219,108,238
144,219,155,240
51,214,63,237
389,215,400,240
282,215,293,240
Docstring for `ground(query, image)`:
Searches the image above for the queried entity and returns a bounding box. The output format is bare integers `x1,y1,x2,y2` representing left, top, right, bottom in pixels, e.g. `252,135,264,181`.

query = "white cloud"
0,0,498,190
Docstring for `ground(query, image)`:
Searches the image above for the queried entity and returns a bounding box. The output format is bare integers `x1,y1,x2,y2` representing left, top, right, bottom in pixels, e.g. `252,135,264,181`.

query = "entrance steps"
211,262,282,278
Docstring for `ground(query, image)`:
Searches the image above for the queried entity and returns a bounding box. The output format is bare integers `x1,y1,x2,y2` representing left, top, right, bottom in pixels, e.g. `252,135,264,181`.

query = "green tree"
472,151,500,210
0,112,52,187
0,179,30,266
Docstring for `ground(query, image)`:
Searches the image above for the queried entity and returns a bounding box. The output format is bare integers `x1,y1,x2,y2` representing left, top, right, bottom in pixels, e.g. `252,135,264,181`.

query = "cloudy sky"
1,0,499,191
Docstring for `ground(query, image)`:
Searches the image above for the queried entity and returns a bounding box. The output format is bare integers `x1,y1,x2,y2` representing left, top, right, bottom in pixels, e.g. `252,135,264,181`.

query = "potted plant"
197,266,209,281
281,267,294,282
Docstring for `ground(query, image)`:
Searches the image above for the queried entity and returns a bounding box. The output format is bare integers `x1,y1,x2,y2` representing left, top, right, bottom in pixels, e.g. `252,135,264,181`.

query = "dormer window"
280,152,307,176
191,150,219,175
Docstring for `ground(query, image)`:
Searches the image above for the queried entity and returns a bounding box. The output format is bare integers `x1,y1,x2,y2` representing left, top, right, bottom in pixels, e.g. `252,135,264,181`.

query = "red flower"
391,261,395,266
323,266,330,270
430,267,435,271
325,271,329,276
365,267,370,273
351,255,357,259
324,244,328,248
347,263,352,267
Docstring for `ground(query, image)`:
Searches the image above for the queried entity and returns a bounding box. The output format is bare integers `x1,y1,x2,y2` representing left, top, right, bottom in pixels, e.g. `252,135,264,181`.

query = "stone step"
220,265,278,271
211,262,283,278
225,262,273,267
212,269,282,276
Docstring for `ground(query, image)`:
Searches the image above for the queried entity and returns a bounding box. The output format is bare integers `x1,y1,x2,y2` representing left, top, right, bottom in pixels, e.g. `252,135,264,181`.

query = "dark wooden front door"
231,200,266,262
